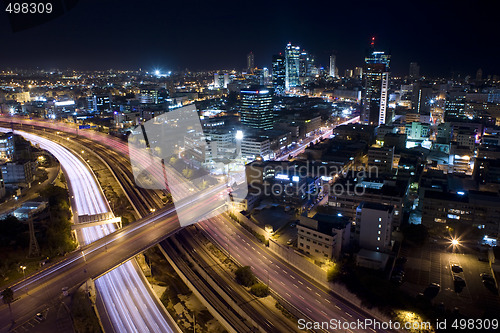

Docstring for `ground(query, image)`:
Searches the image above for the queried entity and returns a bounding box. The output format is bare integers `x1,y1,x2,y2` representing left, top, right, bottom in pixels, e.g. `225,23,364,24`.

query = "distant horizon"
0,65,494,80
2,1,499,77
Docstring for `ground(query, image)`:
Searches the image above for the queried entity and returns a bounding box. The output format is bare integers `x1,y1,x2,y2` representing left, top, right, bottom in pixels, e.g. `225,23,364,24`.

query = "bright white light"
55,100,75,106
235,130,244,140
451,239,459,246
457,191,465,195
275,174,289,180
155,70,160,76
292,176,299,182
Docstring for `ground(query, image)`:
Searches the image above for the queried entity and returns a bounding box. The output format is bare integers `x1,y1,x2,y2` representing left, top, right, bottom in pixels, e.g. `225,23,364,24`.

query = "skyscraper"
285,43,300,89
409,62,420,80
240,86,274,130
247,52,255,74
272,54,286,95
354,66,363,79
361,47,391,126
329,55,337,78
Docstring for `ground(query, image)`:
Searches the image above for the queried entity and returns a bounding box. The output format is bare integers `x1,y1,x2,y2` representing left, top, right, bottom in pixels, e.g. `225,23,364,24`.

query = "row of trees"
235,266,269,297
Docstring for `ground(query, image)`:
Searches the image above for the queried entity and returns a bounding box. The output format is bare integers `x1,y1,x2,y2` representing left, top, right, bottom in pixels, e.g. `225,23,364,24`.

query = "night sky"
0,0,498,77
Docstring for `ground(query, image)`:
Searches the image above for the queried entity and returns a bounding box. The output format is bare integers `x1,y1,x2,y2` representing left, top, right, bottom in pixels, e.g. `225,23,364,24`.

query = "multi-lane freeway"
0,129,178,333
0,116,394,333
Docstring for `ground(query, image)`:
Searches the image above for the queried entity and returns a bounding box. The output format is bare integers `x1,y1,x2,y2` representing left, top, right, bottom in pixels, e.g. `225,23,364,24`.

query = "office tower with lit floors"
272,54,286,95
285,43,300,89
361,39,391,126
247,52,255,73
240,86,274,130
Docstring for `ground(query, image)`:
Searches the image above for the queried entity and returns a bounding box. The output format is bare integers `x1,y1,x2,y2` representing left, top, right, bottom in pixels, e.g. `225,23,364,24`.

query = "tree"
2,287,14,324
250,283,269,297
182,167,193,179
235,266,256,287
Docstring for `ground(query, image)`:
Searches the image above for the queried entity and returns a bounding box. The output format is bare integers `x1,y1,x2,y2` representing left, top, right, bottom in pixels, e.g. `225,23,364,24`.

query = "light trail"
0,128,174,333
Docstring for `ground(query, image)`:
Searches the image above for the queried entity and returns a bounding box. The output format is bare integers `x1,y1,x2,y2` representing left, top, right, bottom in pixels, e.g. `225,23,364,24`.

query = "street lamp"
451,239,459,246
20,265,26,279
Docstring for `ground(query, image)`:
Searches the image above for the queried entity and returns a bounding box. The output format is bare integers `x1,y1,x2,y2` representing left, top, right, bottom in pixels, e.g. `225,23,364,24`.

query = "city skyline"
0,0,499,76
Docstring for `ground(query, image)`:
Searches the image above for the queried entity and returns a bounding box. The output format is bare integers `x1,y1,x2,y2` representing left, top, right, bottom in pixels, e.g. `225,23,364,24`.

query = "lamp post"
20,265,26,279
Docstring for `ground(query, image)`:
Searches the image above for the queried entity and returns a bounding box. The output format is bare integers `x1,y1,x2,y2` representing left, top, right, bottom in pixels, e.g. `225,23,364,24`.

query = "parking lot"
398,240,499,318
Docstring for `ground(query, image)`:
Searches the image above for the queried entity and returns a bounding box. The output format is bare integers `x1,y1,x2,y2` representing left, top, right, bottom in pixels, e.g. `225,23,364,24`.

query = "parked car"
483,279,498,294
424,283,441,299
286,239,293,245
451,264,463,273
480,273,494,282
453,275,466,285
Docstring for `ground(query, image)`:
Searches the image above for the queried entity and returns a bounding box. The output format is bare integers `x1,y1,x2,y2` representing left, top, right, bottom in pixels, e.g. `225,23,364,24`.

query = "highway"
0,129,176,333
0,117,393,332
276,116,360,161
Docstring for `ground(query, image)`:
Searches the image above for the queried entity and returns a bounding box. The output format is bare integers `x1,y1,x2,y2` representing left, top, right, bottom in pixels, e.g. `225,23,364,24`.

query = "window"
325,238,329,241
306,245,310,249
377,237,381,241
378,224,382,228
378,231,381,235
300,243,303,247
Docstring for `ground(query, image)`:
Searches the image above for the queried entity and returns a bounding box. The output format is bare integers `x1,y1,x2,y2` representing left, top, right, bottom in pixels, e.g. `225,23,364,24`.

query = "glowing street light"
20,265,26,279
451,239,459,246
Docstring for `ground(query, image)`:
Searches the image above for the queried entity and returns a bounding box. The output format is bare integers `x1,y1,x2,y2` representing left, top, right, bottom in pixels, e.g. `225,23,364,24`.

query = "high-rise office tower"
285,43,300,89
354,66,363,79
214,73,220,88
411,82,432,115
214,73,229,88
409,62,420,80
361,45,391,126
329,55,337,78
272,54,286,95
298,50,315,80
263,67,270,85
240,86,274,130
247,52,255,74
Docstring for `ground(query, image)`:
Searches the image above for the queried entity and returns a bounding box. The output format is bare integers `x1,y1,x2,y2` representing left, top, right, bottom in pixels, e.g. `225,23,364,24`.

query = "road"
200,214,390,333
276,116,359,161
399,240,500,318
0,129,177,333
0,116,394,332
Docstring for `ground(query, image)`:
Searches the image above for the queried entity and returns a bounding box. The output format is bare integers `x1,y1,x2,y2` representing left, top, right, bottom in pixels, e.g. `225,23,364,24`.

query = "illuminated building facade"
285,43,300,89
272,54,286,95
240,86,274,130
361,48,391,126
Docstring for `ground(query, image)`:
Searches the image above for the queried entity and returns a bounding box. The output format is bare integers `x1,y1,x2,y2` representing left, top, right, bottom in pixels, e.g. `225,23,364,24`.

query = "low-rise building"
356,202,393,252
297,213,351,261
422,190,500,236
